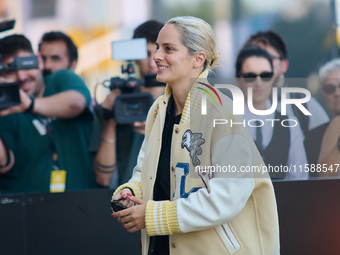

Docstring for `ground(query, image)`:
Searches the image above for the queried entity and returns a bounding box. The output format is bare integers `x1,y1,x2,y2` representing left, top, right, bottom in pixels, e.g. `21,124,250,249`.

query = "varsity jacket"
113,70,280,255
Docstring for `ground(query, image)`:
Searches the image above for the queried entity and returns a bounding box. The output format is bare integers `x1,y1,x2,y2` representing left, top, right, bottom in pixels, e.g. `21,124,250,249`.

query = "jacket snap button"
149,176,152,180
163,101,166,104
171,166,175,172
171,242,176,248
175,128,179,134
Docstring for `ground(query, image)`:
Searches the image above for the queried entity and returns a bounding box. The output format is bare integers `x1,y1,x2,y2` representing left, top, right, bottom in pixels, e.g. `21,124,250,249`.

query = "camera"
109,63,143,92
98,38,165,124
0,82,20,110
0,53,40,111
0,19,40,110
108,61,154,124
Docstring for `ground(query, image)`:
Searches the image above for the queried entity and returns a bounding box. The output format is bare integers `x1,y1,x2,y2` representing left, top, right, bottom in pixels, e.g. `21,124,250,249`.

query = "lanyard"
33,115,59,170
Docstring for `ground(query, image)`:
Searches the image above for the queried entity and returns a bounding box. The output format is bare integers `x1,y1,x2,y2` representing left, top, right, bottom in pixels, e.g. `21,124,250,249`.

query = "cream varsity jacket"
113,70,280,255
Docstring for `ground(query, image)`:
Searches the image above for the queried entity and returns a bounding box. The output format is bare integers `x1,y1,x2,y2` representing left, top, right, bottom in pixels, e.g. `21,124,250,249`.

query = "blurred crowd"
0,18,339,195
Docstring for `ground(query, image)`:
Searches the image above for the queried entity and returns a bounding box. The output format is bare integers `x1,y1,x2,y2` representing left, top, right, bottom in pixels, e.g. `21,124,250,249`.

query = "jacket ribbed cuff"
111,181,142,201
145,200,181,236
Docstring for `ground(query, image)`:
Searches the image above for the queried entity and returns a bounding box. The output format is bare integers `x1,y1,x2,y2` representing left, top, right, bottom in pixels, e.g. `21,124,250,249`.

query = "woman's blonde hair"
166,16,220,71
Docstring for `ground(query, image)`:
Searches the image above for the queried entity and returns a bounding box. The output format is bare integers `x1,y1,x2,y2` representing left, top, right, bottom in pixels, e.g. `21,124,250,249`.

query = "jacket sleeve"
111,138,147,199
145,133,255,236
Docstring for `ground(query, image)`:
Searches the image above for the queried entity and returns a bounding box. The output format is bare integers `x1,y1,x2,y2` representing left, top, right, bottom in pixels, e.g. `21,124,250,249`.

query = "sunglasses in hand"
238,72,274,83
111,197,127,212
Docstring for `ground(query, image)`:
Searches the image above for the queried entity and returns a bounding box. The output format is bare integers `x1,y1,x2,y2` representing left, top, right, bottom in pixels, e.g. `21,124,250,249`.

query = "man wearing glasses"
304,59,340,175
235,45,308,180
243,30,329,136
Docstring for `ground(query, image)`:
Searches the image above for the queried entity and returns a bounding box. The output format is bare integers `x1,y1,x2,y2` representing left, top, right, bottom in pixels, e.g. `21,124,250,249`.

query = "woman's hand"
112,195,147,233
112,188,134,208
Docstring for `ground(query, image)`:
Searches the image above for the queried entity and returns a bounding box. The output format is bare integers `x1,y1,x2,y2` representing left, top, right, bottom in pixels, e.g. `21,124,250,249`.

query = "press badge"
50,170,66,193
32,119,46,135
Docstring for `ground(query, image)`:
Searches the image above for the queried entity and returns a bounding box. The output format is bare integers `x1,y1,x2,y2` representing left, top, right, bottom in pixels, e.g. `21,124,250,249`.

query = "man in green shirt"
38,31,78,74
0,34,96,194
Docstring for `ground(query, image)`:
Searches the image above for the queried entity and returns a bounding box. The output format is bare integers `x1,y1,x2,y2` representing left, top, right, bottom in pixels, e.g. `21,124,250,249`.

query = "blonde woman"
111,16,279,255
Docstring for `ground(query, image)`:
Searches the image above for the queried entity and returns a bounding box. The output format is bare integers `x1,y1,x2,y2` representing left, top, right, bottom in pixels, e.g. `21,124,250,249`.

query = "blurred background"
0,0,339,107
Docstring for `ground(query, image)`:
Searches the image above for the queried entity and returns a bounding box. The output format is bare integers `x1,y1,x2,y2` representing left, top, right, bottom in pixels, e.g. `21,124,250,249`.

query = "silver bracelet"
101,137,116,143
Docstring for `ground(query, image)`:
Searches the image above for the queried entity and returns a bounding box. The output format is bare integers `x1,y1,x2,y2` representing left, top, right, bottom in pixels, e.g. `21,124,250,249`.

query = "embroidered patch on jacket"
196,167,214,189
181,130,205,167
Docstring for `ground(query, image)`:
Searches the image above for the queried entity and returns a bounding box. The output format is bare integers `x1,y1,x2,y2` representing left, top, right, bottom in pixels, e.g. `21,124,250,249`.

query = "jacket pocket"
216,223,241,254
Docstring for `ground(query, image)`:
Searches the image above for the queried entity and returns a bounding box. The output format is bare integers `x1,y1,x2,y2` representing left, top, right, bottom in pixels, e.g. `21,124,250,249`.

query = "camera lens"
124,102,141,116
0,89,7,102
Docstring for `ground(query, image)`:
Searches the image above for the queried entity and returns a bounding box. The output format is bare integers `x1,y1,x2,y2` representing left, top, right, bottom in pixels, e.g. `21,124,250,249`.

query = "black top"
148,95,181,255
255,111,290,179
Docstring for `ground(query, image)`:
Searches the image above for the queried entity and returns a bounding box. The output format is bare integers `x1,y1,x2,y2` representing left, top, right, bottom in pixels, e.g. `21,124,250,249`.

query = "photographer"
0,34,97,194
38,31,78,74
93,20,164,187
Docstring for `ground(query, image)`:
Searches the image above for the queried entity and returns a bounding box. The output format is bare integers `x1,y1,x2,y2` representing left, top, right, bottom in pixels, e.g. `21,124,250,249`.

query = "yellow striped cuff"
145,200,181,236
111,181,142,201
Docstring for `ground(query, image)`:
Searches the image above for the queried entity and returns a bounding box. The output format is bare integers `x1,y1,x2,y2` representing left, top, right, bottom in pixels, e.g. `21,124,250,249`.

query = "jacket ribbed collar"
163,69,209,124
